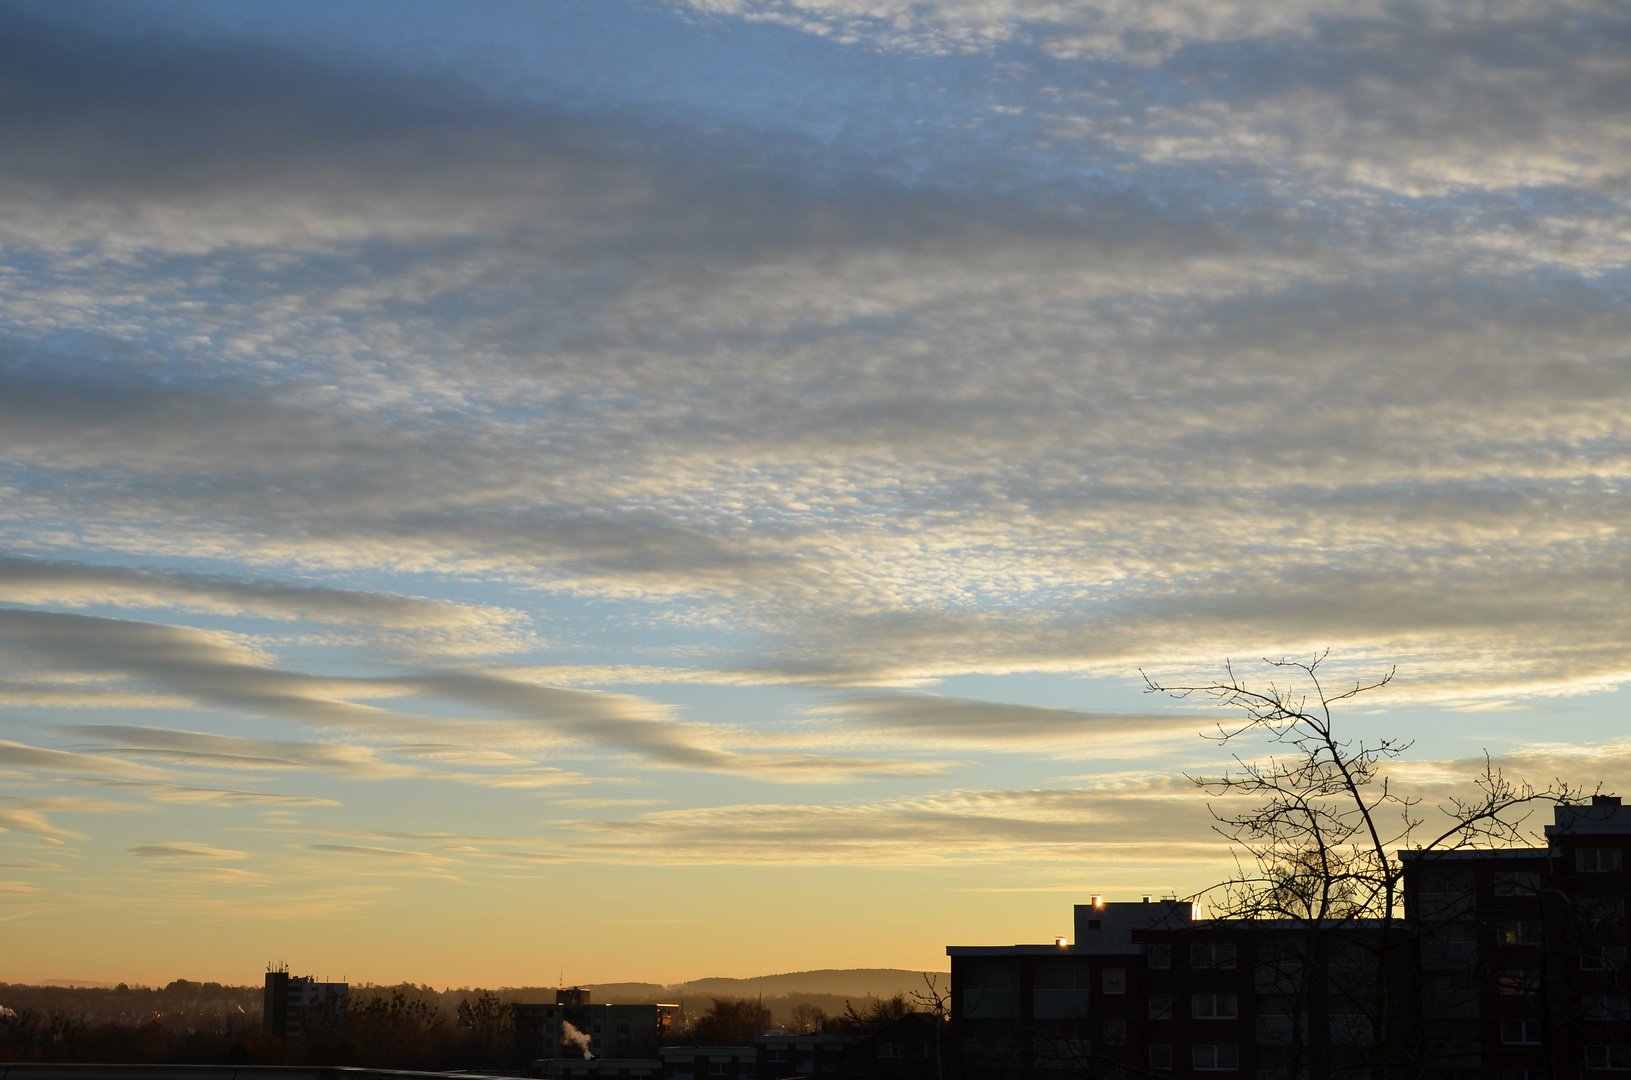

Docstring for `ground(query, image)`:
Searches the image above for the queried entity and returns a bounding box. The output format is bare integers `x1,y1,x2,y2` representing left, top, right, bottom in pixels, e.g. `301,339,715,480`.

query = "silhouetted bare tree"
1145,652,1585,1080
690,998,773,1044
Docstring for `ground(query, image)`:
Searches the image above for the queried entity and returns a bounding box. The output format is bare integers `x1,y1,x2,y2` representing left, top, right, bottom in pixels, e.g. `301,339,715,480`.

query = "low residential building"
755,1032,856,1080
541,1058,665,1080
829,1013,945,1080
661,1044,758,1080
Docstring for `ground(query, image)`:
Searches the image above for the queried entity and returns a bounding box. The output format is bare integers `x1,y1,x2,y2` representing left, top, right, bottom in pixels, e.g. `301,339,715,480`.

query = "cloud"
75,778,341,807
305,843,458,863
412,671,954,781
128,841,250,860
67,725,422,777
0,553,530,653
0,0,1624,707
545,797,668,808
0,739,165,780
0,796,135,839
810,694,1205,754
0,608,951,782
540,783,1224,865
0,0,1626,928
529,735,1631,866
143,866,268,885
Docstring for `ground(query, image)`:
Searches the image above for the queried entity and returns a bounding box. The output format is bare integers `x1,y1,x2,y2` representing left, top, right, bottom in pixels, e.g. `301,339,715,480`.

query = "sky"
0,0,1628,988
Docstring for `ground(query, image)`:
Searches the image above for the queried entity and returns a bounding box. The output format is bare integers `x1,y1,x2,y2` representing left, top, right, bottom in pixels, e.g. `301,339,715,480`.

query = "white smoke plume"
562,1020,593,1059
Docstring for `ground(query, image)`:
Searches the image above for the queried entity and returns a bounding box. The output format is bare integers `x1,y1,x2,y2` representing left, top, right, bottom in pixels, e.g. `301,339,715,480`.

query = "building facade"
660,1045,759,1080
516,988,680,1065
948,797,1631,1080
262,968,349,1043
755,1032,857,1080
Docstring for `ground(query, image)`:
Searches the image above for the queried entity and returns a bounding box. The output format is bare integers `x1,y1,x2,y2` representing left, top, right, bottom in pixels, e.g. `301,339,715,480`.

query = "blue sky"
0,0,1628,985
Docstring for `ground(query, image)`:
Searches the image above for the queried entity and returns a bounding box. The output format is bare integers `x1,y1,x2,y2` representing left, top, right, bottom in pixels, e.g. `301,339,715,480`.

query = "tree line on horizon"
0,978,921,1069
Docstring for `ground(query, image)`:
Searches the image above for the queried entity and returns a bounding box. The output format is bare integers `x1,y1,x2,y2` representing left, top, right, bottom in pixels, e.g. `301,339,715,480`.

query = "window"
1418,863,1474,893
1425,923,1476,945
1148,994,1172,1020
766,1050,788,1063
1193,1044,1239,1071
969,966,1015,989
1505,1071,1546,1080
1148,943,1171,969
1579,848,1624,873
1585,946,1630,971
709,1064,731,1076
1103,1019,1126,1044
1328,942,1370,968
1192,994,1239,1019
617,1025,630,1034
1192,943,1238,968
1427,1019,1479,1046
964,966,1020,1019
1585,1045,1631,1070
1501,1020,1542,1045
1494,872,1542,896
1036,958,1087,990
1499,970,1540,995
1584,899,1628,923
1148,1044,1173,1070
1586,997,1631,1022
1102,968,1126,995
1498,922,1541,945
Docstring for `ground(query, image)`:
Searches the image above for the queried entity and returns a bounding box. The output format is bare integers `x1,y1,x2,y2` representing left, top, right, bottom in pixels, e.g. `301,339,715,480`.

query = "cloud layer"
1,2,1625,700
0,0,1626,976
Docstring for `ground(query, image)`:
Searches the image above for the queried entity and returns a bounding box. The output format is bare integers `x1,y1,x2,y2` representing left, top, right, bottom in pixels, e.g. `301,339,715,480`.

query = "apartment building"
516,988,680,1063
948,797,1631,1080
262,967,349,1043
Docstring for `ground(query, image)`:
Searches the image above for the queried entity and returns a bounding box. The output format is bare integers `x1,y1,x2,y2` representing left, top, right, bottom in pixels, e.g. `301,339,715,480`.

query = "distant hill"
569,969,946,1004
670,969,943,999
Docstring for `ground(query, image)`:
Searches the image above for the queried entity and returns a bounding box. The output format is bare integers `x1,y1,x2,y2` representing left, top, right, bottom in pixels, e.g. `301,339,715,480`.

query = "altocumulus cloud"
0,0,1625,900
0,3,1624,699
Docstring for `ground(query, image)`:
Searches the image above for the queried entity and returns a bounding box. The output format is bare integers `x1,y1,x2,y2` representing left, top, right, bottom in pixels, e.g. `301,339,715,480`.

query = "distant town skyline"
1,0,1627,987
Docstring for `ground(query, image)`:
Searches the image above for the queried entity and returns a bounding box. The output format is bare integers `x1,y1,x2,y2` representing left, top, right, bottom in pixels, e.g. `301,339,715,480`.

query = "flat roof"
0,1069,503,1080
1398,848,1549,860
946,944,1142,956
